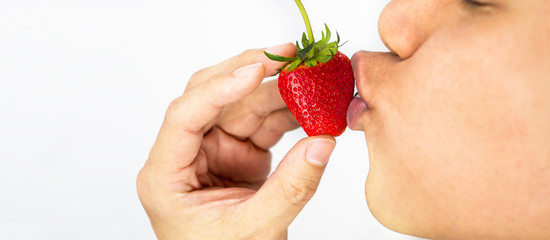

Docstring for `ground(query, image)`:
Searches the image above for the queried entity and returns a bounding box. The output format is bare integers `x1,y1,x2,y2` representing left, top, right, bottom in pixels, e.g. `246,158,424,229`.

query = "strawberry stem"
294,0,314,45
265,1,342,71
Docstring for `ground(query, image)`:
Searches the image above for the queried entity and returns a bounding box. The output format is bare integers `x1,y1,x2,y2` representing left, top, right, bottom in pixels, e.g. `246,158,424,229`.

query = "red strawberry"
265,0,355,137
277,52,354,136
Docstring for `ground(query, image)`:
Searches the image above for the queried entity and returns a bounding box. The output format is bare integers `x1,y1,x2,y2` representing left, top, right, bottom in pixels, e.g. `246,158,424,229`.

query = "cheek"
363,26,549,237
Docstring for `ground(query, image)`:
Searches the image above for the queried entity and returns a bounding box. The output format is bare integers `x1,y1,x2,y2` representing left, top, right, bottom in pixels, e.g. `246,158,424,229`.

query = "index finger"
186,43,297,92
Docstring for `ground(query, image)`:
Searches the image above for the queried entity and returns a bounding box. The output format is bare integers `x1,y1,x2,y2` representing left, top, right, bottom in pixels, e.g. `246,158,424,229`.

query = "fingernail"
234,63,263,78
306,139,336,167
265,43,288,54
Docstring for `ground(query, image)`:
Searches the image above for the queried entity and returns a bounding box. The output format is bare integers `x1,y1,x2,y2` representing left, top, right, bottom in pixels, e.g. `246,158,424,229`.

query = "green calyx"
264,0,345,72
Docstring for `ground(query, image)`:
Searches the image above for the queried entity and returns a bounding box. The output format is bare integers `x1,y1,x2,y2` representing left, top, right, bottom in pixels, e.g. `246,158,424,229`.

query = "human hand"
137,43,337,240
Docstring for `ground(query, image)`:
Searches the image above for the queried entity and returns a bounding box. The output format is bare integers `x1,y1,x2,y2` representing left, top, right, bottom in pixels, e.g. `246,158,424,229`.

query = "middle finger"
217,80,288,138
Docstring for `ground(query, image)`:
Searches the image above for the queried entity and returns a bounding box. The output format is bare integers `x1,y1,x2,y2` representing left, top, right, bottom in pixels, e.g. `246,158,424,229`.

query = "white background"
0,0,420,239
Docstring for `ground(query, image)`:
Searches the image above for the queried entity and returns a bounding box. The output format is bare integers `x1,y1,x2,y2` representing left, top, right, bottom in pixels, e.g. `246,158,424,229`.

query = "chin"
363,154,439,240
365,175,417,237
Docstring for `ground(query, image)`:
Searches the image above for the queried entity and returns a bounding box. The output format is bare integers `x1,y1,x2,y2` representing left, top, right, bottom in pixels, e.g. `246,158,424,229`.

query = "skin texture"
137,43,337,240
350,0,550,239
138,1,550,239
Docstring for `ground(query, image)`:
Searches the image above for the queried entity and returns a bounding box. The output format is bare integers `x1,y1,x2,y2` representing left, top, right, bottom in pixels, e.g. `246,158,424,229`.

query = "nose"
378,0,435,59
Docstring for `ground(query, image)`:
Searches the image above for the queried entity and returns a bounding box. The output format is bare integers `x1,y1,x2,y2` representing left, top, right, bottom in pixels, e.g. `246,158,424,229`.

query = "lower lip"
347,95,370,128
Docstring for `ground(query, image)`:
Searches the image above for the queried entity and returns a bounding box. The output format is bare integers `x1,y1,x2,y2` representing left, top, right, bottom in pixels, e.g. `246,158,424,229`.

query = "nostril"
389,49,399,57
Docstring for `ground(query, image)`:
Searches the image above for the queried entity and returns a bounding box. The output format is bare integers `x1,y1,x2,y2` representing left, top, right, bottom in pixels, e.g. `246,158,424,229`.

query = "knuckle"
136,164,165,213
136,167,150,200
189,67,208,84
166,97,184,119
280,176,319,207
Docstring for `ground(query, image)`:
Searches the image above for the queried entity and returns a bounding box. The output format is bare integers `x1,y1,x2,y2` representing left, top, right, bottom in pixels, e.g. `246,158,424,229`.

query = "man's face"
349,0,550,238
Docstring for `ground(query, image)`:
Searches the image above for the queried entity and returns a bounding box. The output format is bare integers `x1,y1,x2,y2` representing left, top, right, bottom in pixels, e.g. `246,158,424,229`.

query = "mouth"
347,92,370,130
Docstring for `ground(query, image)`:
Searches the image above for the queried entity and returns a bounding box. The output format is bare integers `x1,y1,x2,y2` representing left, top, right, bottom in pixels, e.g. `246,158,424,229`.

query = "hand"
137,43,337,240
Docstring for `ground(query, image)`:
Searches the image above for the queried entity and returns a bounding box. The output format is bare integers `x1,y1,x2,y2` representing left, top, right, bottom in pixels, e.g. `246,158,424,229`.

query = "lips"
346,93,369,129
347,50,386,130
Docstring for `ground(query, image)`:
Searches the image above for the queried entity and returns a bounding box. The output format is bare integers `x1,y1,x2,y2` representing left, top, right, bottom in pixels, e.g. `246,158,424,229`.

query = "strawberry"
265,0,354,137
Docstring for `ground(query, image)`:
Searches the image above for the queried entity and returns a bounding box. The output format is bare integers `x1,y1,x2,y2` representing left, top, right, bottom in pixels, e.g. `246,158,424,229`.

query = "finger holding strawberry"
137,43,338,240
137,1,346,239
265,0,355,137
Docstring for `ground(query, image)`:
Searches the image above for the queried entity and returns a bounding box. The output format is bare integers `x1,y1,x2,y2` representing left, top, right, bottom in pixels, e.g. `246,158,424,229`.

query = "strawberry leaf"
316,48,334,63
327,42,338,53
316,55,332,63
265,19,347,71
298,42,314,59
264,51,295,62
286,58,303,72
338,38,349,48
305,58,318,67
295,41,302,51
301,32,309,49
325,24,332,43
318,23,331,47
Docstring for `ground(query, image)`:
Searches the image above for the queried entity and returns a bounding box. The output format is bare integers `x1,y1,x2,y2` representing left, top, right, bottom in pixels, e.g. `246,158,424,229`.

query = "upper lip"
351,51,401,110
351,52,371,108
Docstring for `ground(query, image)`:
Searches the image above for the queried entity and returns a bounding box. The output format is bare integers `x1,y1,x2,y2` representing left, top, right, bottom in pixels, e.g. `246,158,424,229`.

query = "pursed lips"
346,52,372,130
346,50,400,130
347,92,369,130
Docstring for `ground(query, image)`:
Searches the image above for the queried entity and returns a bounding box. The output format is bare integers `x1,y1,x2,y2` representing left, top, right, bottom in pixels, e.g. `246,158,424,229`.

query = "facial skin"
350,0,550,239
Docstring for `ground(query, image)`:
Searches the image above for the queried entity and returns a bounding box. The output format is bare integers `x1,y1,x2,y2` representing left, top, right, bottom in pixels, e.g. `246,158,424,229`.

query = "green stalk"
294,0,314,44
294,0,315,57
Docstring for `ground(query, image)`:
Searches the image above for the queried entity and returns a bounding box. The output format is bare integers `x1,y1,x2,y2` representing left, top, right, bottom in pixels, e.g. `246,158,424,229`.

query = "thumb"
244,135,336,230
